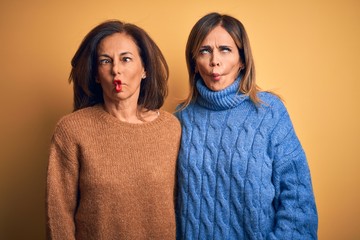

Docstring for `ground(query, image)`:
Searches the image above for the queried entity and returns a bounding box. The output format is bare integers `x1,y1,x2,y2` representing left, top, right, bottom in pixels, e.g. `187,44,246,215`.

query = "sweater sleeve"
268,105,318,240
46,123,79,240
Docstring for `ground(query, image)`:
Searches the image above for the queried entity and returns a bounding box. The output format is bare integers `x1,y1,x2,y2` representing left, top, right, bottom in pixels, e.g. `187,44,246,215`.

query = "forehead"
97,32,139,54
201,25,236,46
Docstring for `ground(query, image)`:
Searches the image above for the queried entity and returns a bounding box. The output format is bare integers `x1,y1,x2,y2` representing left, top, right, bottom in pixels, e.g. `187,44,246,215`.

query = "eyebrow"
199,45,232,49
199,45,212,49
119,51,134,56
219,45,232,48
98,51,134,58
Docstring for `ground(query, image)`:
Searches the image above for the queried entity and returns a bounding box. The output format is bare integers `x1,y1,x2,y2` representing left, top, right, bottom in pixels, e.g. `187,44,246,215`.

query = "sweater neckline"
93,104,166,129
196,76,248,110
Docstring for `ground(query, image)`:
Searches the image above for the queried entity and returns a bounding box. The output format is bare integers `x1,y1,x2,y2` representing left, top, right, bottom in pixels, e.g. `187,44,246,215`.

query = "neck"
103,100,158,124
102,96,141,122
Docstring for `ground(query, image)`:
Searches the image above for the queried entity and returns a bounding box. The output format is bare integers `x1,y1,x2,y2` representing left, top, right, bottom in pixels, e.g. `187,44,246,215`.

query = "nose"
210,52,220,67
111,60,121,75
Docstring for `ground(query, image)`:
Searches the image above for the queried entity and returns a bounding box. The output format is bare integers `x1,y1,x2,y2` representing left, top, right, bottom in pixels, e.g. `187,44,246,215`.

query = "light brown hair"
181,12,261,109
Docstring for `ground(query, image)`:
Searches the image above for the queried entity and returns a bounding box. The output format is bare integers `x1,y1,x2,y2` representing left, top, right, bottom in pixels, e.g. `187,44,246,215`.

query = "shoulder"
174,101,197,119
258,91,288,115
255,92,296,138
53,106,100,137
156,110,181,141
56,106,96,126
159,110,181,128
258,92,298,142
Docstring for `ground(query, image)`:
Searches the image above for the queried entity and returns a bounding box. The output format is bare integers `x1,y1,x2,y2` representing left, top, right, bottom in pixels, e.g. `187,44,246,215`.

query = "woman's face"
195,25,242,91
97,32,146,105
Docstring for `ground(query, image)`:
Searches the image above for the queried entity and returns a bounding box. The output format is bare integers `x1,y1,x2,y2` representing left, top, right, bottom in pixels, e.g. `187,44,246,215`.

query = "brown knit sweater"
46,105,181,240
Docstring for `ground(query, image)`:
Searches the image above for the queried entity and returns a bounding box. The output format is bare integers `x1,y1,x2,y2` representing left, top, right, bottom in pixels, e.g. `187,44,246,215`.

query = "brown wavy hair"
69,20,169,111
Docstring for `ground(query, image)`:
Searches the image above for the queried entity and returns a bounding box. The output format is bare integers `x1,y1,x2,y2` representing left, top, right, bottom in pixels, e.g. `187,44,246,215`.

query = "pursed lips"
211,72,221,81
114,80,122,92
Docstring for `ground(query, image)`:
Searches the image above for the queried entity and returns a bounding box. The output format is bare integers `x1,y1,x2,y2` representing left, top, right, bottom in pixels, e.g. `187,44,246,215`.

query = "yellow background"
1,0,359,239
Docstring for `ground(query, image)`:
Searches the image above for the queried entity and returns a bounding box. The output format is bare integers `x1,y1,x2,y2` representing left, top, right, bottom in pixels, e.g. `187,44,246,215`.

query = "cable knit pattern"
175,77,318,240
46,105,181,240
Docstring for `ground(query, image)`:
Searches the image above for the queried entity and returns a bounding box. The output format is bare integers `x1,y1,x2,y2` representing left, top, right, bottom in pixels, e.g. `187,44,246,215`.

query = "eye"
122,56,132,62
99,58,112,65
220,46,231,52
199,47,211,55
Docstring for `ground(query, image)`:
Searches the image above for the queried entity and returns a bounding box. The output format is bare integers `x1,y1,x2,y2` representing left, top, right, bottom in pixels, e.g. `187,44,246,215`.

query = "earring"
142,74,146,79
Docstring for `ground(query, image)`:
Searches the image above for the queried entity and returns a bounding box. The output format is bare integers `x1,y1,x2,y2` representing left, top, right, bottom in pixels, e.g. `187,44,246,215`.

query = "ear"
239,61,245,71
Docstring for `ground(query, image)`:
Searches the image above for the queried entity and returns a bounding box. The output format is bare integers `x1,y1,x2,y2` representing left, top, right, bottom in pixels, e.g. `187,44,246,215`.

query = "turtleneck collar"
196,76,248,110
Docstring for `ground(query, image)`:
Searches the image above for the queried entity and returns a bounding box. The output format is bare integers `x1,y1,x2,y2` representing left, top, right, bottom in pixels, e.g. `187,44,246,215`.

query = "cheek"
97,67,111,79
97,66,104,75
232,61,242,70
195,60,208,73
231,55,242,68
224,58,241,73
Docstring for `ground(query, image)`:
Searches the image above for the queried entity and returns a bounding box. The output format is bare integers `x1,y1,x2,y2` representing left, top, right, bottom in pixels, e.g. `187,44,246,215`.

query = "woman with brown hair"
175,12,318,239
46,20,180,240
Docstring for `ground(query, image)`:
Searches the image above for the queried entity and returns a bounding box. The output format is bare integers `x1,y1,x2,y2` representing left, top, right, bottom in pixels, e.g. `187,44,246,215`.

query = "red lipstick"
114,80,122,92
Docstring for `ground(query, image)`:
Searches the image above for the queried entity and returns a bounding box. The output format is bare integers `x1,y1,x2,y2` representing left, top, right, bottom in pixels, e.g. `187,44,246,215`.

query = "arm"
46,125,79,240
268,109,318,240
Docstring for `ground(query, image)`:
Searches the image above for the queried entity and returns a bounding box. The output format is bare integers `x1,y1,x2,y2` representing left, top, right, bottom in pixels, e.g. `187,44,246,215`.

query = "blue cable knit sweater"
175,77,318,240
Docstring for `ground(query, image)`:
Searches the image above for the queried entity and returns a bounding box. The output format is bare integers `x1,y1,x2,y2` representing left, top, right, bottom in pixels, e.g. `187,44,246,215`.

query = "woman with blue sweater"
175,12,318,240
